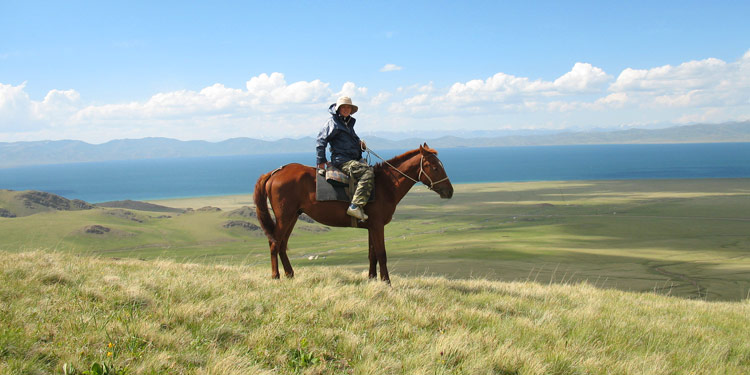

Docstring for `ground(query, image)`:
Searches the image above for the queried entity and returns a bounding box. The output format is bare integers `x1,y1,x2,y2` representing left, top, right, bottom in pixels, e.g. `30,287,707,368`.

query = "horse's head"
418,143,454,199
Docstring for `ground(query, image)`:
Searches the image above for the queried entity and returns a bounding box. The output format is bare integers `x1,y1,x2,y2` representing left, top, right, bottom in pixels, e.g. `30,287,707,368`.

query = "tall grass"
1,250,749,374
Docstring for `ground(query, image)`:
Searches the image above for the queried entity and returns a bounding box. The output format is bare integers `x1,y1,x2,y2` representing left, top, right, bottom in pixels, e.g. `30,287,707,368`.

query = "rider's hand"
317,163,326,175
360,140,367,150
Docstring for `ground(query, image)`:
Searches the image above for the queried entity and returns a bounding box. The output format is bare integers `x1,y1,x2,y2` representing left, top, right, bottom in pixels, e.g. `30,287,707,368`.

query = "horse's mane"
373,146,437,173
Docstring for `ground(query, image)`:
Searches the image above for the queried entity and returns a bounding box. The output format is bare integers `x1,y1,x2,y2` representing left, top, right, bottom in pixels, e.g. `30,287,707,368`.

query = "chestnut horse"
253,144,453,283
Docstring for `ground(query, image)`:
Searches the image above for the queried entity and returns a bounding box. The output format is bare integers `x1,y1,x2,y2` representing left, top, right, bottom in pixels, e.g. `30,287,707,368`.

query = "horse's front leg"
368,230,377,279
369,225,390,283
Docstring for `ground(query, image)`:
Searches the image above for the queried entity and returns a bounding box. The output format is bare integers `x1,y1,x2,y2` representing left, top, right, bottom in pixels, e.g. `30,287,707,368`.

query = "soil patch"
299,214,315,223
84,225,111,234
224,206,256,218
96,200,183,213
0,208,16,218
298,226,331,233
78,224,133,237
19,191,94,211
223,220,261,231
103,209,144,223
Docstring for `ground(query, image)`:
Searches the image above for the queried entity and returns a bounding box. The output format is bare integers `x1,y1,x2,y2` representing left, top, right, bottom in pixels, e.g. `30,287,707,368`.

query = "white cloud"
439,62,611,106
608,53,750,109
0,82,33,130
3,50,750,142
553,63,611,92
245,73,330,106
336,82,368,101
370,92,392,106
610,58,727,92
1,82,84,131
595,92,628,108
380,64,403,72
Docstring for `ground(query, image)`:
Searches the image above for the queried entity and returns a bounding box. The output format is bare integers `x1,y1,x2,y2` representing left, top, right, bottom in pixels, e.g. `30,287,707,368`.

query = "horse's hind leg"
274,211,299,278
269,240,281,279
268,210,296,279
278,237,294,278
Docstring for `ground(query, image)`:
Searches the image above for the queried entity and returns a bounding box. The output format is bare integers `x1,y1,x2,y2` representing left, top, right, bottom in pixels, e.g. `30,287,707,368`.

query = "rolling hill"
1,121,749,168
1,250,748,374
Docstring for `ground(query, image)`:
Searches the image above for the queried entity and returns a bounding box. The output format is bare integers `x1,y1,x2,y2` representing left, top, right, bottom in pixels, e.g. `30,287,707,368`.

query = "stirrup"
346,205,368,221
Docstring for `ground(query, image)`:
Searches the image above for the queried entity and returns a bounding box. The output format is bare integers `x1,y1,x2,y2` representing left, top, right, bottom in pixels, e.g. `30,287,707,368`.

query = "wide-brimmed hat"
335,96,358,114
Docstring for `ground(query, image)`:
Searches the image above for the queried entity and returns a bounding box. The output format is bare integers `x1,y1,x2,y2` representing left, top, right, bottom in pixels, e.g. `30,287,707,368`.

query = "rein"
365,147,449,191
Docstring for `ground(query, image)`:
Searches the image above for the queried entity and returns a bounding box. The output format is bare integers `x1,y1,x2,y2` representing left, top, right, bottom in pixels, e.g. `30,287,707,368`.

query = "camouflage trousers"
340,159,374,206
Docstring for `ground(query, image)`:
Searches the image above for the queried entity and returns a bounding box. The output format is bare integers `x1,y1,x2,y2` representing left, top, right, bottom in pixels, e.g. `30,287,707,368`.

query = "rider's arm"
316,122,333,168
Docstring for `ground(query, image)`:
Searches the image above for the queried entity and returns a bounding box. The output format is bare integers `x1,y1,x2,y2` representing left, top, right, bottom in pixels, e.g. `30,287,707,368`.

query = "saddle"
315,162,374,203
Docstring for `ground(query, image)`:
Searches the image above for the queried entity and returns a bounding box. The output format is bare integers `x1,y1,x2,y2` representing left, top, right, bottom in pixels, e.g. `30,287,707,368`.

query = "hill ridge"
1,121,749,168
0,189,94,217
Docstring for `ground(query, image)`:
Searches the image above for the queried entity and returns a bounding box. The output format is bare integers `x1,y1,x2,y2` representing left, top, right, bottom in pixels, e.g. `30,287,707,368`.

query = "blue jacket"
316,103,362,167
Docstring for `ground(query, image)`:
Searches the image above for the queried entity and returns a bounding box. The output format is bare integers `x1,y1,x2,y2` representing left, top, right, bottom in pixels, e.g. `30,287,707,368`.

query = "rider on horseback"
316,96,373,221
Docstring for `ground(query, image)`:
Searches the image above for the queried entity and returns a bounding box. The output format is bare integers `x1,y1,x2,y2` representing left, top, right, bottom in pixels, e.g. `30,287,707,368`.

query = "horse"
253,143,453,283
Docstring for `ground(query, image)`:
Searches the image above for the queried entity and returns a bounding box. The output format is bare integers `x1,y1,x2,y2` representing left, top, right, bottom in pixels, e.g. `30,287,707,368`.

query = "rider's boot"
346,204,368,221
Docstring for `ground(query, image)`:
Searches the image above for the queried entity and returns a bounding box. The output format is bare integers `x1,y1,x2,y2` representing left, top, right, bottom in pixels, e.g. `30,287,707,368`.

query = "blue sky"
1,1,749,143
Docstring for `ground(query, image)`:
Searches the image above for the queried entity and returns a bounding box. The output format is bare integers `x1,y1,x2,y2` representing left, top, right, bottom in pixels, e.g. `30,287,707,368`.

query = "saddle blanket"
315,173,375,202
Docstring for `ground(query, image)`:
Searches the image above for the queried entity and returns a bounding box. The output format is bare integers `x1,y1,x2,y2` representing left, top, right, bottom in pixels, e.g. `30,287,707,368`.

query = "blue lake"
1,143,749,203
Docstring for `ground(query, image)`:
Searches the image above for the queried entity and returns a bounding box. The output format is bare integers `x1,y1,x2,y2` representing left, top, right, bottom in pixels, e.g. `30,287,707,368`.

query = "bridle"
365,147,450,191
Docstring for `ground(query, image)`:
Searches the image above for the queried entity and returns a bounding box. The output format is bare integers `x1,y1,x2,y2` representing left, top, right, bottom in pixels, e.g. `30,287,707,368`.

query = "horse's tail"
253,171,276,243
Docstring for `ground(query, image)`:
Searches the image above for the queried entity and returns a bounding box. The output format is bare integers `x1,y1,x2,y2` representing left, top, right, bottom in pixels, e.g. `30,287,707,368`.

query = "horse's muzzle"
438,183,454,199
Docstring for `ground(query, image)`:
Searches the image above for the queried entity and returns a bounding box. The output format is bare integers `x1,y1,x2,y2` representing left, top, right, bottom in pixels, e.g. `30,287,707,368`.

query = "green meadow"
1,179,750,301
2,179,750,374
2,251,750,374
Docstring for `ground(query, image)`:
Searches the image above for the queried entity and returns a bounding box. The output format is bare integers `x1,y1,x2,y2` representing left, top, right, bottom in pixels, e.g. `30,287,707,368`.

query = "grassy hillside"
0,190,94,217
1,251,748,375
2,179,749,301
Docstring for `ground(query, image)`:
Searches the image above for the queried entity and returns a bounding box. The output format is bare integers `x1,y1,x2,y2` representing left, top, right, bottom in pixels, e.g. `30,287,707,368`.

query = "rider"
316,96,373,221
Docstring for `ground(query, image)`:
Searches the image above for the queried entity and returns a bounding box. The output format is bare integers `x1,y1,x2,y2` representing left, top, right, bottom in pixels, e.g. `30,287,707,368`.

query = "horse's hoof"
285,273,294,279
271,274,280,280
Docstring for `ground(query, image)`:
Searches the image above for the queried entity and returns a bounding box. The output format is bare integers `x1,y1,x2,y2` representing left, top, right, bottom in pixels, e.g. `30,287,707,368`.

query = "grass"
1,179,750,300
1,251,749,374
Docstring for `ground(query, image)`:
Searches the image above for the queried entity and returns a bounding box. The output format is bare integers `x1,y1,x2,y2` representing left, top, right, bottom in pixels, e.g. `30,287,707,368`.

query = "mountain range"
1,121,749,168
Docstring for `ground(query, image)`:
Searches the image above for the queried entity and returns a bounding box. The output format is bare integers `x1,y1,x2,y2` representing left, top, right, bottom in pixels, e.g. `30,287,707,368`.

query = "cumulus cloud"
336,82,368,100
439,62,611,107
1,73,379,141
3,50,750,142
74,72,335,124
1,82,84,131
0,82,33,129
610,58,727,92
553,63,611,92
380,64,403,72
245,73,330,105
370,92,392,106
608,53,750,108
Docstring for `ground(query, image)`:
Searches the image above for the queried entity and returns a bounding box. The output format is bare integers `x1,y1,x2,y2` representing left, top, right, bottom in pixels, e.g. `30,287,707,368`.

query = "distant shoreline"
1,121,749,169
3,143,749,203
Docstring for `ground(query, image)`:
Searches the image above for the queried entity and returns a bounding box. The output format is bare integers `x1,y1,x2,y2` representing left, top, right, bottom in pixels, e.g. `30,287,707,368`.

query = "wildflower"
107,351,113,357
108,342,113,349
